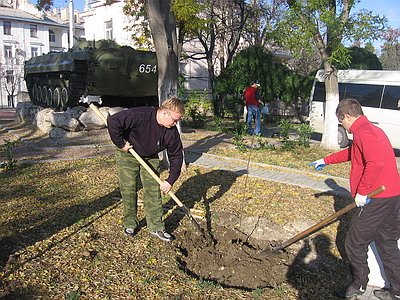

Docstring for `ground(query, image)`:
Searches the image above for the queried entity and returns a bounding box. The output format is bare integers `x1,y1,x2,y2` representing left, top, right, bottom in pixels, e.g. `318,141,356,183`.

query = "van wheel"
338,126,349,148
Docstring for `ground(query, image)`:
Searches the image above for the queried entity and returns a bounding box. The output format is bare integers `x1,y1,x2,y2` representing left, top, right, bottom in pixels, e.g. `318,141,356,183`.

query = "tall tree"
242,0,287,47
146,0,179,102
380,27,400,70
145,0,186,170
0,58,24,108
276,0,386,149
336,47,382,70
125,0,254,116
181,0,249,116
36,0,53,11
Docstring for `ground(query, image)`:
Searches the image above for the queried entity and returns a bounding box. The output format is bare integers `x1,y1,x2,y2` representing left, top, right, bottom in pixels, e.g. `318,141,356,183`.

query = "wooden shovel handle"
274,185,385,251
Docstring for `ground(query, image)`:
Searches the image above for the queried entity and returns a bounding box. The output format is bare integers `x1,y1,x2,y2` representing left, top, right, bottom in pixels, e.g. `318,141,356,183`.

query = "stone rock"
64,106,87,119
79,106,109,130
15,102,124,133
49,127,88,139
16,102,40,124
48,127,69,139
108,106,125,116
50,112,81,132
35,108,54,133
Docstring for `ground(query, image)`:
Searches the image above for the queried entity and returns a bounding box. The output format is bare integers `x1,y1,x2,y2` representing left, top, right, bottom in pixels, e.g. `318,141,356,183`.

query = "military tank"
24,39,158,109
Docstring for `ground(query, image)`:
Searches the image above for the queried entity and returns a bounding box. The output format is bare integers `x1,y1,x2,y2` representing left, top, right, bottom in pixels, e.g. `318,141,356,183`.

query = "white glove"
309,158,326,171
355,193,369,207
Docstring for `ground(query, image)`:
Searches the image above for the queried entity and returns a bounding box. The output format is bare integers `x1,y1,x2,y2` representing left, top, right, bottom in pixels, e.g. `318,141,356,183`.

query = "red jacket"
244,86,259,107
324,115,400,198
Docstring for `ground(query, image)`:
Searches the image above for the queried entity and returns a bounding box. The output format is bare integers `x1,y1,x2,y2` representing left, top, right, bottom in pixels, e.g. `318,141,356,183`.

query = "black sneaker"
150,230,173,242
124,227,137,238
336,283,366,298
374,288,400,300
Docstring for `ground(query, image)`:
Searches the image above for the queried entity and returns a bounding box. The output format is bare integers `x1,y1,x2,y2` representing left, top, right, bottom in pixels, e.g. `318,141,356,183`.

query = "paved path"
185,150,351,196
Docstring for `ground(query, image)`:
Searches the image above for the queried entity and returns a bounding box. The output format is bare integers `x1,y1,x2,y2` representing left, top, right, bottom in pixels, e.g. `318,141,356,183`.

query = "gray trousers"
115,149,164,232
345,195,400,294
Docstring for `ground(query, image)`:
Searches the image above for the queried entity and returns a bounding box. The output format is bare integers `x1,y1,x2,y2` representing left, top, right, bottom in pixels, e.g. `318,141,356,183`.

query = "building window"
8,95,15,107
30,24,38,37
6,70,14,84
105,20,113,40
4,45,12,58
31,47,38,58
49,29,55,42
3,21,11,35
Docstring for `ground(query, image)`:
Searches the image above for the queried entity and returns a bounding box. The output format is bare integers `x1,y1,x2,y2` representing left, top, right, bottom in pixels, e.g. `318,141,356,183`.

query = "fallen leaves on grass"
1,157,353,299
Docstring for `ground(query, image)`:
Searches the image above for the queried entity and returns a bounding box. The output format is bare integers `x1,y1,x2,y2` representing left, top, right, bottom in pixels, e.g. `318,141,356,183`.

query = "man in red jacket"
310,98,400,300
244,81,262,135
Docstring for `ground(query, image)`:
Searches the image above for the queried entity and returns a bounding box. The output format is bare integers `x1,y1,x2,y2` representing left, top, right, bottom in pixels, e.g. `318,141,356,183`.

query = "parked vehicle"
24,39,158,109
309,69,400,148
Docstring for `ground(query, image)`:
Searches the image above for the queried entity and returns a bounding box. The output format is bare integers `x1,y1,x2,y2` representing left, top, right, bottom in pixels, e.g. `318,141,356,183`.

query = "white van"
309,69,400,149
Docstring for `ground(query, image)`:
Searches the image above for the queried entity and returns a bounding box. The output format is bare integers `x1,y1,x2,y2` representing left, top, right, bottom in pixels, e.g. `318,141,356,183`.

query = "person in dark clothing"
107,97,184,242
310,98,400,300
244,81,263,135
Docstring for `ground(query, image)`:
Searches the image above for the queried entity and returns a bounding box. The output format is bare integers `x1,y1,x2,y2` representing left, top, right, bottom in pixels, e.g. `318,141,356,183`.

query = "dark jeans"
345,195,400,294
246,105,261,135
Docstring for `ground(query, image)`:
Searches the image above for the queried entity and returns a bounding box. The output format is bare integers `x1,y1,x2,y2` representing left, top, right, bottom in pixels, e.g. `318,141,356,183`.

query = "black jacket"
107,107,183,185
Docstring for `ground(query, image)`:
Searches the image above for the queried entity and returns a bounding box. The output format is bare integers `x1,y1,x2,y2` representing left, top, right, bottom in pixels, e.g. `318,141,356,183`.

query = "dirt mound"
174,225,294,289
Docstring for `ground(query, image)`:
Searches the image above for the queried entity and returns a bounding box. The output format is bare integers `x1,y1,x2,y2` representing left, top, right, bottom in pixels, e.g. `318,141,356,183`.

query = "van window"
343,83,383,108
312,82,325,101
338,83,346,99
381,86,400,110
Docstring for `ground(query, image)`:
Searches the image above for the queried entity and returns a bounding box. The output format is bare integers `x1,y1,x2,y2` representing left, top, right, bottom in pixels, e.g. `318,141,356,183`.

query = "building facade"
0,0,84,107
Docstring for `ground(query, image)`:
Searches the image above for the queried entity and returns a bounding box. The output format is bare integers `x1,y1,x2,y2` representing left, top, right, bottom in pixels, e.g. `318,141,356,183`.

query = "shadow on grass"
286,233,351,300
313,178,353,260
0,284,47,300
0,166,120,270
164,169,241,236
286,179,354,299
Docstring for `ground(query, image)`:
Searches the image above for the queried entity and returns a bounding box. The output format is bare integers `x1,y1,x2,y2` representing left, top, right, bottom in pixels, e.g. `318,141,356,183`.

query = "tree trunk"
320,63,340,149
146,0,178,102
146,0,187,172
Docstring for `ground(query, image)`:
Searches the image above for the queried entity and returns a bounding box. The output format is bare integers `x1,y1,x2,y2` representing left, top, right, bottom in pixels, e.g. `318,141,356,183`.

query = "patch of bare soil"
175,225,294,290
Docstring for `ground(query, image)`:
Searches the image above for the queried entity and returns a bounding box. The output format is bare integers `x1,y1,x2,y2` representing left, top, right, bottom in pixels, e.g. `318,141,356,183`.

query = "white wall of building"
81,0,134,46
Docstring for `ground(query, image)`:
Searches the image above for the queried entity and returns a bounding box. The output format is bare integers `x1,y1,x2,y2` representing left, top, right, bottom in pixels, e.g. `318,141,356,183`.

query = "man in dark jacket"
310,98,400,300
107,97,184,242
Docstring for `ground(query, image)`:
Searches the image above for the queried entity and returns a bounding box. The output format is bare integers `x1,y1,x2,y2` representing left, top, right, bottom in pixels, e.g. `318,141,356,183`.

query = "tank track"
26,60,88,110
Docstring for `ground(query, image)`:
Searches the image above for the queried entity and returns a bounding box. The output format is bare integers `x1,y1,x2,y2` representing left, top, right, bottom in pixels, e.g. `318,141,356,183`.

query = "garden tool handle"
266,185,386,253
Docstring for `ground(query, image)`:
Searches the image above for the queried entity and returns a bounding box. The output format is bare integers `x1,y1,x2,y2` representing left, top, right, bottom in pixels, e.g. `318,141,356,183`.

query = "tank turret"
24,38,158,109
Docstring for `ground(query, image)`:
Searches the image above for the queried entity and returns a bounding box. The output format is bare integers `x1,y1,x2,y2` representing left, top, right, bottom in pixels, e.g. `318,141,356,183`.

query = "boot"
373,288,400,300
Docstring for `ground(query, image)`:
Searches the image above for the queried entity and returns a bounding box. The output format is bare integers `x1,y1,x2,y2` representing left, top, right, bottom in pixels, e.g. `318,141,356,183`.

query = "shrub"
0,139,18,171
296,123,313,148
277,119,296,150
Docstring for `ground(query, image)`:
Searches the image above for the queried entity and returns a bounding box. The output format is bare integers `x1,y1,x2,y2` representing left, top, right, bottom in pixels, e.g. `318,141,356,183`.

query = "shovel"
89,104,207,238
256,185,385,257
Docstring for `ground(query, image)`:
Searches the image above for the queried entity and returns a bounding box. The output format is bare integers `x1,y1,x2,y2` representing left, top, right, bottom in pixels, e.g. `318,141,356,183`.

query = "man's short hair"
336,98,364,121
160,97,184,114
